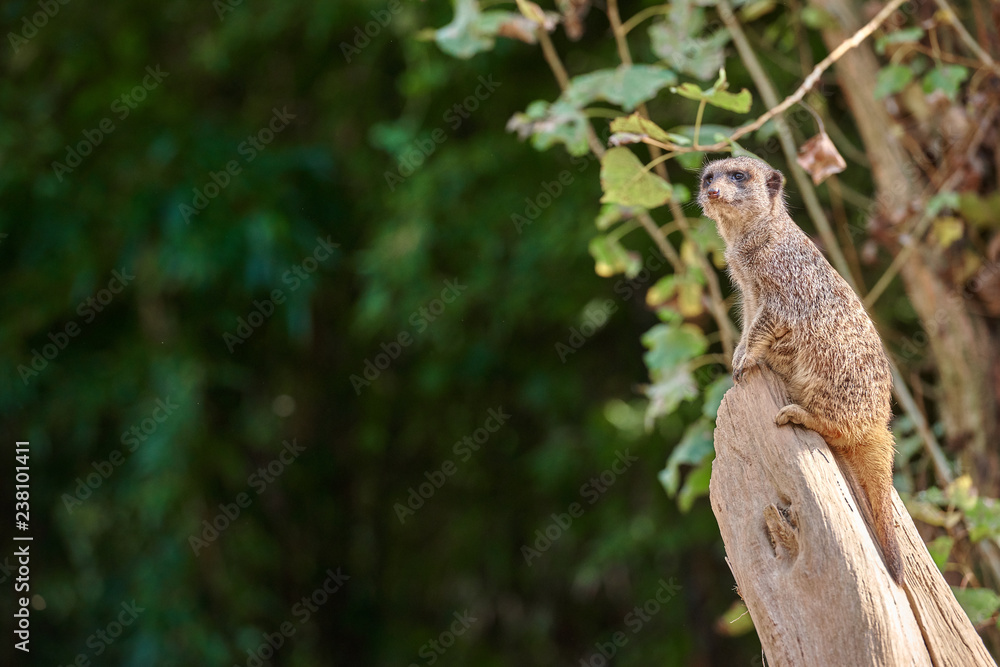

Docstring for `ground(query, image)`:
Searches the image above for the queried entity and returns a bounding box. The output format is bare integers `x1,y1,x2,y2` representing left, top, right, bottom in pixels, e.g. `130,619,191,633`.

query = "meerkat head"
698,156,786,242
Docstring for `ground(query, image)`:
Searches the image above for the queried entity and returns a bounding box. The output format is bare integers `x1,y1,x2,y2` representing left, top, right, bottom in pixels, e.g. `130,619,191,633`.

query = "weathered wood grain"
709,368,995,666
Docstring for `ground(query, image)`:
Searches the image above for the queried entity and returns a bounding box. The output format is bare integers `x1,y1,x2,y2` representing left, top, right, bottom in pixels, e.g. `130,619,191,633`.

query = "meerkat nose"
706,188,720,200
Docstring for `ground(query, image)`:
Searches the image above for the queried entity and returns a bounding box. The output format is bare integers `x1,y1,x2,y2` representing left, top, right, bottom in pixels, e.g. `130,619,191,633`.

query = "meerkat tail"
842,428,904,585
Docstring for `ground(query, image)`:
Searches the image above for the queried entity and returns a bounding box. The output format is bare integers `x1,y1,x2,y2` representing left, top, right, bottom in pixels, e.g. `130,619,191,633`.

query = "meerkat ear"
766,170,783,198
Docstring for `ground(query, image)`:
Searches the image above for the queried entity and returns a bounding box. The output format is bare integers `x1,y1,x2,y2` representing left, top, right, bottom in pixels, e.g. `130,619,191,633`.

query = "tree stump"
710,368,996,666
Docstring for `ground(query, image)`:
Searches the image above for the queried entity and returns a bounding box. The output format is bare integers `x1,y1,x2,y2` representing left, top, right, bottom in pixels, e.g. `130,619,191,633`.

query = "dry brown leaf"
796,131,847,185
558,0,591,41
497,16,538,44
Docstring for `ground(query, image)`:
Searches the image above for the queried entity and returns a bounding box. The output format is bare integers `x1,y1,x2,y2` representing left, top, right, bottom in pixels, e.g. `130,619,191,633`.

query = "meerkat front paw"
732,356,758,383
732,342,746,369
774,404,807,426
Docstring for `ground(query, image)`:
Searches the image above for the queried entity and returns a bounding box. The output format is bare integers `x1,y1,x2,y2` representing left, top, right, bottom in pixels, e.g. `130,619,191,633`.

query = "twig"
535,26,607,158
896,42,992,70
932,0,1000,73
620,4,671,36
692,99,707,150
683,0,910,155
637,211,683,272
606,0,632,66
888,358,952,485
826,176,865,289
536,26,570,90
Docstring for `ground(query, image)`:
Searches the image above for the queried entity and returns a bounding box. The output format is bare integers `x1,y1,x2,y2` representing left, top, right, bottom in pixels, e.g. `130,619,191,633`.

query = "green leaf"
649,19,730,81
903,498,961,529
672,183,692,203
642,322,708,380
595,203,626,230
932,216,964,248
800,6,837,29
886,27,925,43
669,125,735,147
926,536,954,571
645,275,677,307
874,64,914,99
435,0,514,59
609,113,683,145
675,272,704,317
678,457,713,512
603,399,646,438
645,366,699,428
958,192,1000,229
507,100,590,156
648,0,731,81
514,0,546,23
661,416,715,497
926,191,959,217
674,82,752,113
677,150,706,170
563,65,678,112
965,498,1000,542
600,147,673,209
876,27,925,54
952,586,1000,626
923,65,968,100
739,0,777,22
917,486,950,507
588,235,642,278
944,475,977,513
688,216,726,265
702,374,733,420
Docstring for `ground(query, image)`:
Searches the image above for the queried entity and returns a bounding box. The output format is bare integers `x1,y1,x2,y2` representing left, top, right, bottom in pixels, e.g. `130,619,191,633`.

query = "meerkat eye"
730,171,747,182
703,174,713,186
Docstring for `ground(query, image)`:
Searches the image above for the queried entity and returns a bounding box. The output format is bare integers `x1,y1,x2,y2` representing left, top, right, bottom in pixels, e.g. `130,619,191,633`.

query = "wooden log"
709,368,996,666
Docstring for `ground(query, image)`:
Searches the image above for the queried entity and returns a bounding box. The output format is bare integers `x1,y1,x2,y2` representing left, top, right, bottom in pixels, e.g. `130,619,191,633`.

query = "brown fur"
698,156,903,585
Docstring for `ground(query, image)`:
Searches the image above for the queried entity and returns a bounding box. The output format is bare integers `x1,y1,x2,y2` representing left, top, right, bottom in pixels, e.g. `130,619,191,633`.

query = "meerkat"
698,155,903,585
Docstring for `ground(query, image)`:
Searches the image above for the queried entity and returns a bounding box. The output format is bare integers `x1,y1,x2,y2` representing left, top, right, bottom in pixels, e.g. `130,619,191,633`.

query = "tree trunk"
710,368,995,666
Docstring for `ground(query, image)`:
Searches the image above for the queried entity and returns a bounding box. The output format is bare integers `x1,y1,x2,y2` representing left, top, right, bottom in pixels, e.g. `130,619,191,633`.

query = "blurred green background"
2,0,997,665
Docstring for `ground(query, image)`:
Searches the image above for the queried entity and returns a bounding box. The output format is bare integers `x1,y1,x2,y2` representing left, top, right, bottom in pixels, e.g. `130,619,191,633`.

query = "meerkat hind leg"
775,404,843,442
